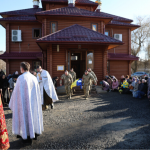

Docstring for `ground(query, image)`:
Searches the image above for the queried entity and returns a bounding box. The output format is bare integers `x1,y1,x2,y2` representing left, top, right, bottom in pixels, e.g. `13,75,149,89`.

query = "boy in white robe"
9,62,43,144
37,66,58,110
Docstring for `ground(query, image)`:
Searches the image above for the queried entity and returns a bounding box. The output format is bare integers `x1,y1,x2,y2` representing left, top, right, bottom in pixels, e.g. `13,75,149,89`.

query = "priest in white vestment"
9,62,43,144
37,66,58,110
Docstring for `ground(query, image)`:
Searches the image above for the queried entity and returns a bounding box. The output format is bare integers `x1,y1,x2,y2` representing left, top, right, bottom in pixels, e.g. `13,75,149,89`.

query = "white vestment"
9,72,43,140
37,69,58,104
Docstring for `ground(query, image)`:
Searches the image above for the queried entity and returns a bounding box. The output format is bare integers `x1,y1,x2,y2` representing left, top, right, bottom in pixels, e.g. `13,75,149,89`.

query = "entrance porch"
42,44,109,82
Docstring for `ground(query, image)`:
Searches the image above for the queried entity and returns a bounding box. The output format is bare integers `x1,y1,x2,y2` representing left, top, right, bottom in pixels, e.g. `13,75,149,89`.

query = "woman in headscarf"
129,77,135,93
112,78,119,91
104,75,108,82
133,78,139,97
8,74,19,98
100,80,110,92
126,75,130,83
119,75,125,87
135,80,145,99
107,76,113,89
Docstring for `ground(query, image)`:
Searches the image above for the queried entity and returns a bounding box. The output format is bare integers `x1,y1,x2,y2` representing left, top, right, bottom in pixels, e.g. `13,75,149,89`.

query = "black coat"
52,77,58,88
138,83,144,91
0,70,5,77
142,83,148,94
0,77,9,89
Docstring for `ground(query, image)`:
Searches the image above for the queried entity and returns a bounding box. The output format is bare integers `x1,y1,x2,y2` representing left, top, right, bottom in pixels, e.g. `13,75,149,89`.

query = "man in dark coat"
0,69,5,78
0,75,9,104
52,77,59,90
136,80,145,99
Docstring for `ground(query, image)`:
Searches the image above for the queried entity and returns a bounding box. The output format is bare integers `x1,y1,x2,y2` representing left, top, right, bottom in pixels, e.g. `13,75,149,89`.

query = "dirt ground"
4,91,150,149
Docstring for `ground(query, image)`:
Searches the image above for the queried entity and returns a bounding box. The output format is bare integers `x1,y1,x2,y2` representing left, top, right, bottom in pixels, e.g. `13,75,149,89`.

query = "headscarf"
132,77,135,82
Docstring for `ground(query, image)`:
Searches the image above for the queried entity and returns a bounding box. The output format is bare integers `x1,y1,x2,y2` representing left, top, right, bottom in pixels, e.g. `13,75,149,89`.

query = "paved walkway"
4,92,150,149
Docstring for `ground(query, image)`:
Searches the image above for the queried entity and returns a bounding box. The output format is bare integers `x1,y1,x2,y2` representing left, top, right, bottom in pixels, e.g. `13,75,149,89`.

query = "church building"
0,0,139,80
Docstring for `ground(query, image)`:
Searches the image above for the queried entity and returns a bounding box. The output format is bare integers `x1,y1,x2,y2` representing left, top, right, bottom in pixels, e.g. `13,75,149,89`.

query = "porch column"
6,24,10,53
42,19,47,36
102,47,108,78
43,51,47,70
44,19,47,36
6,60,9,75
100,21,103,34
129,29,131,54
129,60,132,76
49,45,53,76
47,45,53,76
46,3,50,10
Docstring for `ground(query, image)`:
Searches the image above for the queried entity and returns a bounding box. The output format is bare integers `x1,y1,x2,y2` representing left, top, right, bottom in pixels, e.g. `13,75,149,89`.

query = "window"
32,28,41,39
92,24,97,31
105,30,110,36
71,56,78,60
33,61,41,71
50,22,57,33
87,51,94,69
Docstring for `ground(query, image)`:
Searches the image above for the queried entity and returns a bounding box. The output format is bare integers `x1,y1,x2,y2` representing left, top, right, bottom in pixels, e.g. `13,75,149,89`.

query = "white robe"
37,69,58,104
9,72,43,140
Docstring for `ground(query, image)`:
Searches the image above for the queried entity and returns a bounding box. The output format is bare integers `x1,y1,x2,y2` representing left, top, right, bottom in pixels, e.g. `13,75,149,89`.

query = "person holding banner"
82,70,97,100
69,68,76,82
60,71,73,99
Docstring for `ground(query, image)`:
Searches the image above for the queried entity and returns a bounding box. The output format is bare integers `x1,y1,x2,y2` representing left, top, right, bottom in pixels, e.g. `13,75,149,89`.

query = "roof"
37,24,123,45
107,20,140,27
98,12,133,22
36,7,113,19
0,16,36,22
36,7,133,22
0,8,43,16
41,0,98,5
0,6,133,23
0,52,42,60
108,53,139,61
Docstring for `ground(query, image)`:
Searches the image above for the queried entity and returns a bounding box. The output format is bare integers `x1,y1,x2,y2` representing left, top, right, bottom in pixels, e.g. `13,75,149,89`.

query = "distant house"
0,0,140,80
0,51,6,74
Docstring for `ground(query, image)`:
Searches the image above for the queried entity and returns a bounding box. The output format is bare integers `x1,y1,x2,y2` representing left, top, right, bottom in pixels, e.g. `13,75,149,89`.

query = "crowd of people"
2,61,150,149
0,70,19,106
101,75,149,99
0,64,59,147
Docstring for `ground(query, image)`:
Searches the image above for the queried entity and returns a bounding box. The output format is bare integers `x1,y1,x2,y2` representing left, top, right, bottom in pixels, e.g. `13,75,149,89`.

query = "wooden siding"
9,23,42,53
6,60,9,75
52,45,66,78
109,60,129,79
94,48,103,81
102,47,108,78
46,44,105,82
6,24,10,53
47,45,53,76
105,27,130,54
9,60,33,74
46,3,67,10
45,18,102,35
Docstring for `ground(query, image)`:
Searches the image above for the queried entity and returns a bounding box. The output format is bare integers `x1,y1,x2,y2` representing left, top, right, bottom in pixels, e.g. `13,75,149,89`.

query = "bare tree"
131,16,150,72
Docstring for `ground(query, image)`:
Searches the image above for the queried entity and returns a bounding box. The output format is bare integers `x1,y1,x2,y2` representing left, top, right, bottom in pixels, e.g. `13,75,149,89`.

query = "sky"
0,0,150,52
